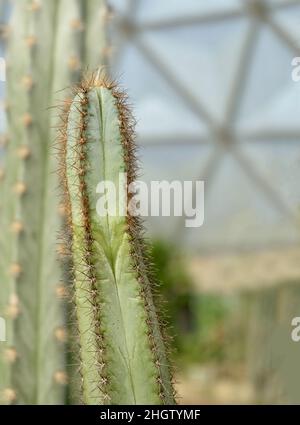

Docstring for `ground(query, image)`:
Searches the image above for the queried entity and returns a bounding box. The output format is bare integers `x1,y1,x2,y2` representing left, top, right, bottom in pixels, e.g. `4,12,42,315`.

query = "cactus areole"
59,74,175,405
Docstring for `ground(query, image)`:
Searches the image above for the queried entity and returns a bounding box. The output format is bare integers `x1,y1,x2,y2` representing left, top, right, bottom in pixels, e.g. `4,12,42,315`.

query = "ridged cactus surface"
0,0,107,405
59,74,175,405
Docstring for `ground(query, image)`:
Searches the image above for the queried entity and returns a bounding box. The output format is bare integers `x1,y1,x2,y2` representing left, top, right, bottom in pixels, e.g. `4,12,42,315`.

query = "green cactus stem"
59,74,175,405
0,0,108,405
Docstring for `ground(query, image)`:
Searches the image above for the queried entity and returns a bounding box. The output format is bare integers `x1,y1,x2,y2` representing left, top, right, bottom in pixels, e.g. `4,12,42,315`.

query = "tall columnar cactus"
59,74,175,405
0,0,108,405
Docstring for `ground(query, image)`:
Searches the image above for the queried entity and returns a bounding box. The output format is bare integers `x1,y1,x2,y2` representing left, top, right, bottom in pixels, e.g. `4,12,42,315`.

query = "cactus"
59,73,175,405
0,0,108,405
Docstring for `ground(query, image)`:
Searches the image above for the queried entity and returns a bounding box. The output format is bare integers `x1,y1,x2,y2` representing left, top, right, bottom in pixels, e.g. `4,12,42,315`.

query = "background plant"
0,0,108,405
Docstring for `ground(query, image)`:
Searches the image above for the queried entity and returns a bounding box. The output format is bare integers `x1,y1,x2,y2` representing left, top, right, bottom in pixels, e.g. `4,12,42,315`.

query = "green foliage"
150,240,195,354
194,295,228,363
150,240,230,365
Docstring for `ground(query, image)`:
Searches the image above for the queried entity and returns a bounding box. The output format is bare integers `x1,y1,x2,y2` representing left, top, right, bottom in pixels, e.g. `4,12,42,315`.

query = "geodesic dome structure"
109,0,300,261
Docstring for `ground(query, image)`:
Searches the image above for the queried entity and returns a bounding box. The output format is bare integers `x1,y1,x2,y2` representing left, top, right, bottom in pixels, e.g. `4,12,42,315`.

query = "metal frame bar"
231,147,298,223
272,0,300,10
139,135,209,147
139,8,243,31
224,21,260,124
133,38,216,128
266,15,300,55
174,147,225,239
240,129,300,141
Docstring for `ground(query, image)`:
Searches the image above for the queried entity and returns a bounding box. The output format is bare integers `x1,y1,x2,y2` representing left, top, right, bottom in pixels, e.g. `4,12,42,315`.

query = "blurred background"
2,0,300,404
106,0,300,404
